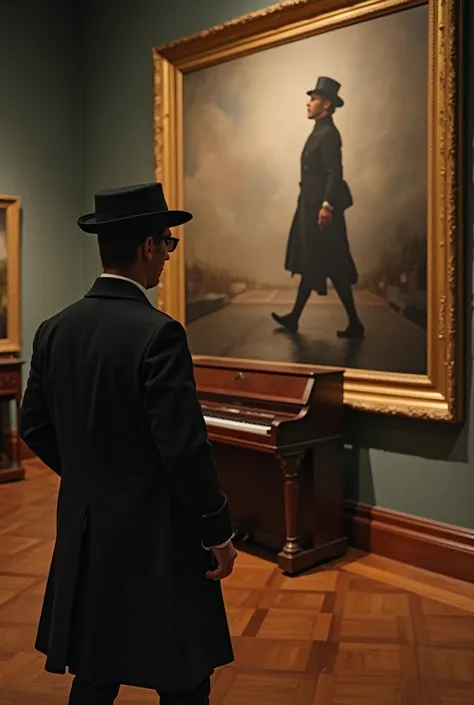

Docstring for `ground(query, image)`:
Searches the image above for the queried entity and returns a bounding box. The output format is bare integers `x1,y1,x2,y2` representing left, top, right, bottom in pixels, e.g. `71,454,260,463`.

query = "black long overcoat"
19,276,234,692
284,114,358,294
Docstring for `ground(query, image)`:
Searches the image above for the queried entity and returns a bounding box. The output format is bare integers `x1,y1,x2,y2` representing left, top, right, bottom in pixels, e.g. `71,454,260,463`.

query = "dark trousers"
292,275,361,325
68,674,211,705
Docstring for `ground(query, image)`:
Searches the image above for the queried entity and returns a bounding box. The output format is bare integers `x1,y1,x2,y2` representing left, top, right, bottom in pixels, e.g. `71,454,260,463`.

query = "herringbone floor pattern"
1,459,474,704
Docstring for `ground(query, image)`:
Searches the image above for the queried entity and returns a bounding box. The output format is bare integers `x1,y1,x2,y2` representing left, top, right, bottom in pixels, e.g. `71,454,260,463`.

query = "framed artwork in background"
152,0,465,421
0,196,20,353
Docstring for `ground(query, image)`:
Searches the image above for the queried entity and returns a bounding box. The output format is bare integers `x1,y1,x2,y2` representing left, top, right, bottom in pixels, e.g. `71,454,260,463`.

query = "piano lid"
193,357,338,408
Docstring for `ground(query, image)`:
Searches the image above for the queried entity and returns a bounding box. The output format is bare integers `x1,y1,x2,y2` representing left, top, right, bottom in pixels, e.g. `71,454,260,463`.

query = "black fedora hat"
77,182,192,234
307,76,344,108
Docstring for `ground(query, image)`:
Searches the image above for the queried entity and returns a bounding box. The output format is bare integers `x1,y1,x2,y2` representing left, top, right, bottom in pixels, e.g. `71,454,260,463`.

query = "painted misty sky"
182,5,428,288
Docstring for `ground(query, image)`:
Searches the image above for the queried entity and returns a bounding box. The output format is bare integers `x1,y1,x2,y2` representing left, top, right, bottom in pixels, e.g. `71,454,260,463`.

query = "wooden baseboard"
345,500,474,584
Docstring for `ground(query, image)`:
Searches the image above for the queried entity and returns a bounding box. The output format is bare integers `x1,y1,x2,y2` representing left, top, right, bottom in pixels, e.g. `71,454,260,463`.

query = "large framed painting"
0,196,20,353
153,0,464,421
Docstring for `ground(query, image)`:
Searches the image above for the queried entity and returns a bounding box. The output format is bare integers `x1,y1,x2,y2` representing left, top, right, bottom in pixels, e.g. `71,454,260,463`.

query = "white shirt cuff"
201,533,235,550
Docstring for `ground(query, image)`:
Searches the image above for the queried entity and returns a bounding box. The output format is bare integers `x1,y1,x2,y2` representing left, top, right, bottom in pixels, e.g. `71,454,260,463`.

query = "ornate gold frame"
0,196,21,354
153,0,464,422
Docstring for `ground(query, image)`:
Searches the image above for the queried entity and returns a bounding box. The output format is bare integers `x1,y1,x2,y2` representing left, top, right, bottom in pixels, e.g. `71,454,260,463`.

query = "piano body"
194,357,347,576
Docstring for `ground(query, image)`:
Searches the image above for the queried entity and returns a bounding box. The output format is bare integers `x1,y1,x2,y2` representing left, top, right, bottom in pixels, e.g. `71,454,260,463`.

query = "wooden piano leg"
278,452,304,575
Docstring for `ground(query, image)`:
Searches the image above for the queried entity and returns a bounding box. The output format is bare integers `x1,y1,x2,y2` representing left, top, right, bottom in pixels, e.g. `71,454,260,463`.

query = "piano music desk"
194,358,347,576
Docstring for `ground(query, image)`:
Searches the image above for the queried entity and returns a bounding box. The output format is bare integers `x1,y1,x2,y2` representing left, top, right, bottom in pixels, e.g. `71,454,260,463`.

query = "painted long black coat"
285,114,358,295
19,276,234,692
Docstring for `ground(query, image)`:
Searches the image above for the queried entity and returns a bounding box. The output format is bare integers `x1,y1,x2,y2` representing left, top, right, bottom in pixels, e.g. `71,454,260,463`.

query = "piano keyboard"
203,413,271,436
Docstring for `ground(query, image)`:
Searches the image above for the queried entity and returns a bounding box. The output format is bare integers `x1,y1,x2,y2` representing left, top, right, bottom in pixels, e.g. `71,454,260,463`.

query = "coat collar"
313,114,334,131
84,276,154,307
100,272,147,296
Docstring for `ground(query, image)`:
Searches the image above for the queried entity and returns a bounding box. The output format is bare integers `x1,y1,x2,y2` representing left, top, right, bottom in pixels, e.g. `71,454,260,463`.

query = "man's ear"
143,235,154,261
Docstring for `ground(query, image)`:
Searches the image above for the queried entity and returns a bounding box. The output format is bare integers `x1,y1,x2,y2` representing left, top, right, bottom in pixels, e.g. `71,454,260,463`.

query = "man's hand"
206,541,237,581
318,206,333,229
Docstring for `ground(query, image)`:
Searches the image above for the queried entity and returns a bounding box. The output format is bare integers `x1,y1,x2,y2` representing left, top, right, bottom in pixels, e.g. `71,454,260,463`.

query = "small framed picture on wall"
0,195,21,353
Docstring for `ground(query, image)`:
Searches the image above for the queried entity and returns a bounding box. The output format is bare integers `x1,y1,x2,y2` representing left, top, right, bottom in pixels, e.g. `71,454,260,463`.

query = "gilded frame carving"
152,0,464,421
0,195,21,354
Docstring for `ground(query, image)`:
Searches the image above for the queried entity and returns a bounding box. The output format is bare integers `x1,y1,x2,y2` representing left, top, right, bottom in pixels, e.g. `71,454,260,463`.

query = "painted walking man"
272,76,364,339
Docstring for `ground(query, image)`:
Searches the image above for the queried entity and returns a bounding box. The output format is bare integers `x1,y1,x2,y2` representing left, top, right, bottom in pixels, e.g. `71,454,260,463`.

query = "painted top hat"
307,76,344,108
77,182,192,234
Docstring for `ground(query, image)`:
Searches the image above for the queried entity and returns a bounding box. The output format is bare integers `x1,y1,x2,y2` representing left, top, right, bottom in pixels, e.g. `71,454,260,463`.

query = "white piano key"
203,414,271,436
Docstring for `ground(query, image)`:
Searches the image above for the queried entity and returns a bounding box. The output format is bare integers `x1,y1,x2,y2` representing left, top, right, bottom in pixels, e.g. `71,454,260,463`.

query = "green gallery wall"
1,0,83,353
1,0,472,530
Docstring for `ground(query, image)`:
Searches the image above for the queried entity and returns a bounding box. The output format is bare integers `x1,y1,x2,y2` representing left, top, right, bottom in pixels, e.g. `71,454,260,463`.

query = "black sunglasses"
162,236,179,252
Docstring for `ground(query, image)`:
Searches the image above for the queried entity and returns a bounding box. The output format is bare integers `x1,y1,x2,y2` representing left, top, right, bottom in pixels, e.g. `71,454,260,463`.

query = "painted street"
186,288,426,374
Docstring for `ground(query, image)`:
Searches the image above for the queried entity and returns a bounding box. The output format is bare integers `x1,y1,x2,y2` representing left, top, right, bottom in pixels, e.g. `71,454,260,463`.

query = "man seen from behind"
20,182,236,705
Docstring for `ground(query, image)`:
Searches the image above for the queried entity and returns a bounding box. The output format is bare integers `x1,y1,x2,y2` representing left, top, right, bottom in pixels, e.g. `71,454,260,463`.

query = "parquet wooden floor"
1,460,474,704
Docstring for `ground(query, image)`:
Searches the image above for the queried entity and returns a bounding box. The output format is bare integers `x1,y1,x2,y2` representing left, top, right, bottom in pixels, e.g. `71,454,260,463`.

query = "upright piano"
194,357,347,575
